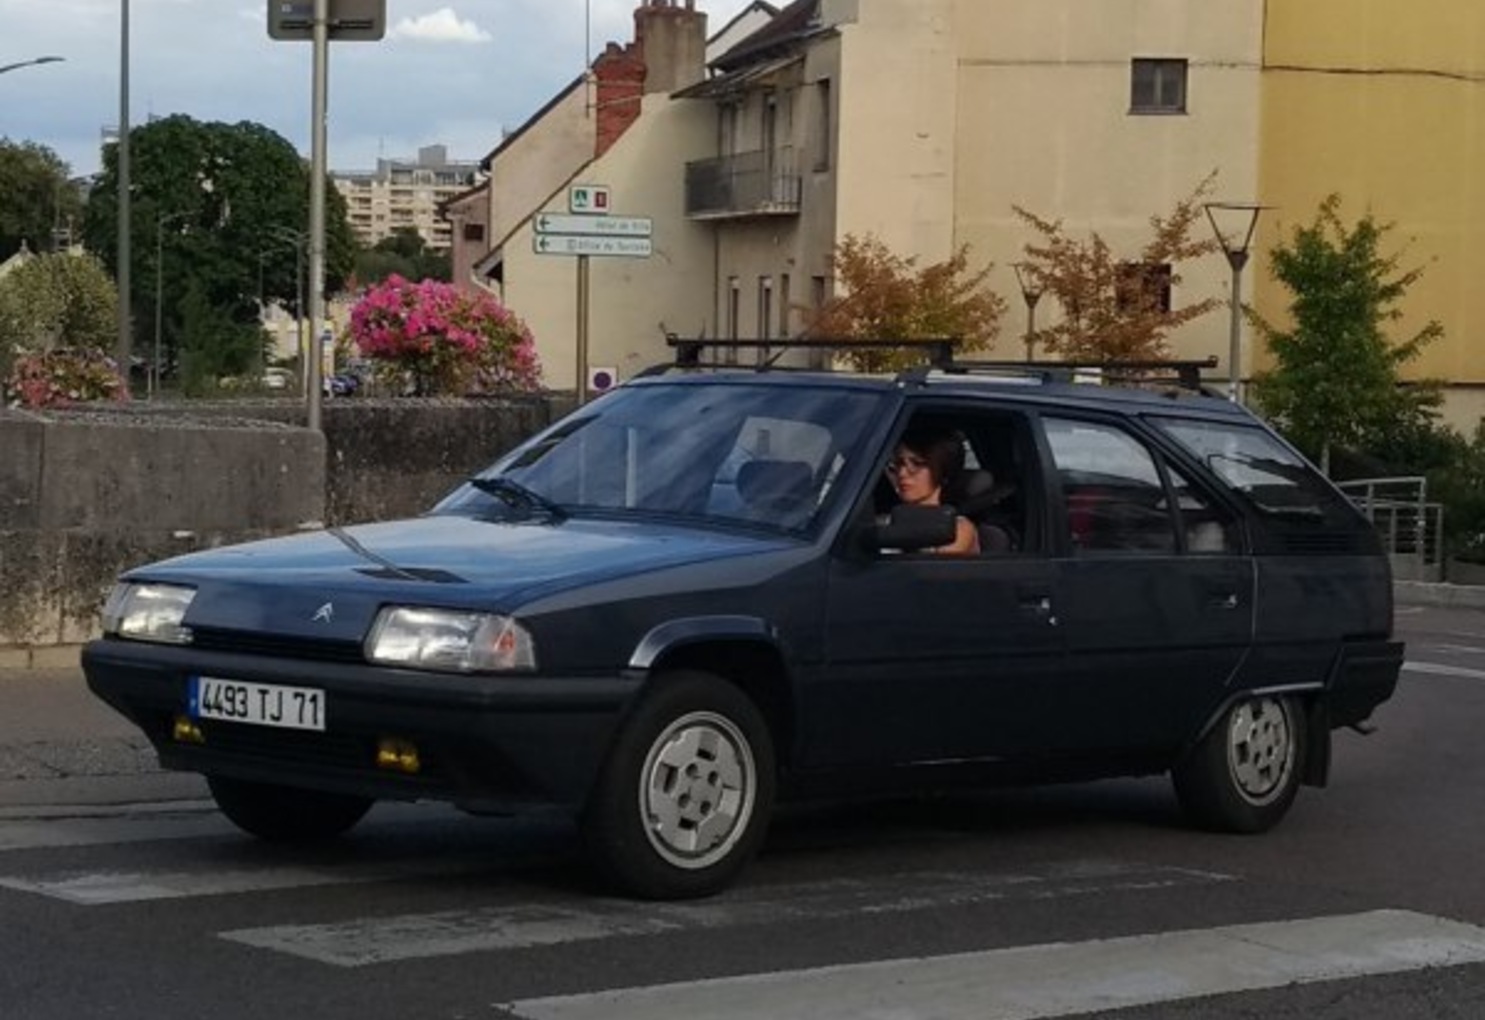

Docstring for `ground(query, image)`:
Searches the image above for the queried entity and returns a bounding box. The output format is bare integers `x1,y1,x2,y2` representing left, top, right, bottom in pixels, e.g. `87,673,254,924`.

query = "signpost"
269,0,385,41
533,186,653,403
268,0,386,430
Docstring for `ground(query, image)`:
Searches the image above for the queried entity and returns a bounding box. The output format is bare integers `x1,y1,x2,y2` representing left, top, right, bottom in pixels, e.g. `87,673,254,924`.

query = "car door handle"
1208,592,1240,611
1018,594,1058,627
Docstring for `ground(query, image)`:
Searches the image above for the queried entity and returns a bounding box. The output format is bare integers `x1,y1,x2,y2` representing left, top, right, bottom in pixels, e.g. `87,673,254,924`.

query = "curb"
1394,581,1485,612
0,645,83,671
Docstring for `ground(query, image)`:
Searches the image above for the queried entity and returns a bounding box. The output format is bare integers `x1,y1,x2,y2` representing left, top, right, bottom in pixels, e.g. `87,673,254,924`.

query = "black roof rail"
644,335,959,375
938,357,1220,393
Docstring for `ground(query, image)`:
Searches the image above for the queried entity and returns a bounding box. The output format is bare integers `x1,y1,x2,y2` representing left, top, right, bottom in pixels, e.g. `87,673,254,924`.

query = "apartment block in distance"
333,145,481,250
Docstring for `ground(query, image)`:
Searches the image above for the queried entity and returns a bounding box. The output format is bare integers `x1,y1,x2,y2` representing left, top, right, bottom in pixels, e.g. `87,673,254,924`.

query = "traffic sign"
269,0,386,41
534,213,652,238
569,185,611,215
534,234,653,258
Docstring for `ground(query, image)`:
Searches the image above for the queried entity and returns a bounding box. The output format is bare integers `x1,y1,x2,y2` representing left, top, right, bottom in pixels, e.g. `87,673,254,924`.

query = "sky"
2,0,759,179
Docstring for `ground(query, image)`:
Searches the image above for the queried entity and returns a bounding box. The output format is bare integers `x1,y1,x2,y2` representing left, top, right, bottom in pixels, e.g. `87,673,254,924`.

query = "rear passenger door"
1040,414,1252,754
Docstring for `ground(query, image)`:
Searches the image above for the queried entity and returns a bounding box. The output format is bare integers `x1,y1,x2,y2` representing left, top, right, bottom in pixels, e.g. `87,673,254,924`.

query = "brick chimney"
634,0,707,95
592,40,647,158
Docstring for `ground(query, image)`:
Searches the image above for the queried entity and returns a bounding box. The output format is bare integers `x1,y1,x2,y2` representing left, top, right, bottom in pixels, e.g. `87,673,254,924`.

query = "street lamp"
1204,202,1268,402
0,56,64,76
152,210,189,399
1012,262,1044,362
118,0,133,378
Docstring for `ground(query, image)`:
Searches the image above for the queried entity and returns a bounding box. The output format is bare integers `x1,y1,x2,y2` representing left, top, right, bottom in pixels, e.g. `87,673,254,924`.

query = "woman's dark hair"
898,426,965,489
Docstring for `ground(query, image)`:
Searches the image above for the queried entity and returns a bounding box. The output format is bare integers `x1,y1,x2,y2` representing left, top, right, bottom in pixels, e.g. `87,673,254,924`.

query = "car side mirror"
869,504,958,552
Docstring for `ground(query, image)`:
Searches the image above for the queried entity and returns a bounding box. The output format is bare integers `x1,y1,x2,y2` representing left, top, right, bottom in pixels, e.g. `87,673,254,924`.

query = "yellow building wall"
1259,0,1485,428
951,0,1265,369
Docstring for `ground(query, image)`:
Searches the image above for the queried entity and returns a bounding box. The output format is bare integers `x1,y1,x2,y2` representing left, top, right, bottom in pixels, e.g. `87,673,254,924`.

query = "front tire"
1173,694,1304,833
207,775,373,842
582,670,776,900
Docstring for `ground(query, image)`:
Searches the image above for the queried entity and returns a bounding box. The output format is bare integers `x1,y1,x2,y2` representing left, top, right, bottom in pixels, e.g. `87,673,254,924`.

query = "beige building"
333,145,481,251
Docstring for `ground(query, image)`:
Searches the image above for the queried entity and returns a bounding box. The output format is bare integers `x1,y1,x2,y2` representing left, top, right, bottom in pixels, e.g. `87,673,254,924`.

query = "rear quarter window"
1150,417,1355,527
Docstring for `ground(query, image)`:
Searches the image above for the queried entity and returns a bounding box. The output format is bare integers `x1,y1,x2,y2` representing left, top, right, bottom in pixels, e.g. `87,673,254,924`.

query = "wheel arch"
629,617,796,772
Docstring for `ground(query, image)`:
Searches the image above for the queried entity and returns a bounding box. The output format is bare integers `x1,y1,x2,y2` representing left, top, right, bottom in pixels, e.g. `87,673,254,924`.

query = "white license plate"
188,676,326,732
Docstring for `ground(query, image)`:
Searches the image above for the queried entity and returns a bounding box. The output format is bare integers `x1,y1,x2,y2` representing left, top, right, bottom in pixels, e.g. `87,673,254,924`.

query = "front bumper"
81,637,643,814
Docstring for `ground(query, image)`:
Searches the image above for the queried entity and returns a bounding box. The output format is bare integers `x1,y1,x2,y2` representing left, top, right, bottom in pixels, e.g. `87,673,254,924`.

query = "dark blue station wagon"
83,358,1403,899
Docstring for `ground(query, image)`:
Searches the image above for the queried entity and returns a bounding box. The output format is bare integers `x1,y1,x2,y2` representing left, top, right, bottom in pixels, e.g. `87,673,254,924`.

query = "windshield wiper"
468,476,568,521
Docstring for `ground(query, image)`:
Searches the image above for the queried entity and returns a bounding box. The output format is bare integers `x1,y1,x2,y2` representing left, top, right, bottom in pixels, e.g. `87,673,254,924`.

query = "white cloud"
389,7,492,44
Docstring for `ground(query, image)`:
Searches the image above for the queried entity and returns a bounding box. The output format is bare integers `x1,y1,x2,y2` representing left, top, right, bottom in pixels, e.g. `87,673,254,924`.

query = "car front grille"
190,627,366,665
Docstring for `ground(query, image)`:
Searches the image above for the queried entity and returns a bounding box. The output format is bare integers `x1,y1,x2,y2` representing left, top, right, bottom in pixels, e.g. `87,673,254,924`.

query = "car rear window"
1150,417,1352,524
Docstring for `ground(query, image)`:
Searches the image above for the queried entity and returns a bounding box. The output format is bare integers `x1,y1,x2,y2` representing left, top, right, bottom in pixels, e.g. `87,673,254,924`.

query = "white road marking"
504,910,1485,1020
220,862,1233,966
1403,660,1485,681
0,809,230,852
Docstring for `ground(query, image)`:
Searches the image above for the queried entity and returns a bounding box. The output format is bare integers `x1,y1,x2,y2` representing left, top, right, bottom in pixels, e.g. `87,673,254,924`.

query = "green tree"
0,251,118,378
1250,194,1443,474
1012,175,1221,361
81,114,356,378
352,227,452,286
802,234,1006,372
0,139,83,260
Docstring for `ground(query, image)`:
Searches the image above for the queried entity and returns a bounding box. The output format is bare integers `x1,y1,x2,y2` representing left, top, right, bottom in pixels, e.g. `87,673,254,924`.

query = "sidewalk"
0,664,206,812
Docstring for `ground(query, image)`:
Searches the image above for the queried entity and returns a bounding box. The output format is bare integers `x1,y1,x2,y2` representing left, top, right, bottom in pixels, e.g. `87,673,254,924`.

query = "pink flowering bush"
349,276,542,396
3,348,129,409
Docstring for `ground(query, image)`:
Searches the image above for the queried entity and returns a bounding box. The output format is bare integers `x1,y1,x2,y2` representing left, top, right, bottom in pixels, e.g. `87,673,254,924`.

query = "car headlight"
101,582,196,645
365,607,537,673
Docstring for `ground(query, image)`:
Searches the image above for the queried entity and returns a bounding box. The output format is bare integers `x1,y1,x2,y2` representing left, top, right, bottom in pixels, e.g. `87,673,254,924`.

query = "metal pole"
577,255,591,404
1226,254,1247,402
152,214,162,400
1026,301,1037,362
116,0,132,378
295,241,305,395
306,0,329,430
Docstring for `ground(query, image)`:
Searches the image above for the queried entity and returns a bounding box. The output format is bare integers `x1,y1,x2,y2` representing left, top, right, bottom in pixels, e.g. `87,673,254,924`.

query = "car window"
434,383,883,534
1043,417,1177,555
1151,417,1352,526
1167,464,1240,554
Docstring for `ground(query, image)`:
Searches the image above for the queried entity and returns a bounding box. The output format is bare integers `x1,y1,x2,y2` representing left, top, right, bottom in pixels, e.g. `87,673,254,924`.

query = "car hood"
129,514,792,643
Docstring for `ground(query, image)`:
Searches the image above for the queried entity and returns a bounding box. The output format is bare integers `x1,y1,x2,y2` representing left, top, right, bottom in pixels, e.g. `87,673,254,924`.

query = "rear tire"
1173,694,1304,833
207,775,373,842
582,670,775,900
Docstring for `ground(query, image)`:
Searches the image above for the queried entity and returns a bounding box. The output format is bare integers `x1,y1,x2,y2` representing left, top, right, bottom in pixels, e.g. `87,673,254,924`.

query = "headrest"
736,460,813,511
953,468,1005,516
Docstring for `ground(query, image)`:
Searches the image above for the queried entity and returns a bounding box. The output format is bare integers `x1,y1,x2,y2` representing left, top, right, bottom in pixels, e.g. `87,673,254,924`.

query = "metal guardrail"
1335,476,1444,581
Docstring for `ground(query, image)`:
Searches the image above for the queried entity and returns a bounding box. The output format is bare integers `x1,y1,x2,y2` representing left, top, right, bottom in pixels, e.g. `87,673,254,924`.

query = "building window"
813,80,832,170
1116,262,1173,314
779,273,792,338
463,223,485,243
726,277,741,365
1130,58,1187,114
757,276,774,365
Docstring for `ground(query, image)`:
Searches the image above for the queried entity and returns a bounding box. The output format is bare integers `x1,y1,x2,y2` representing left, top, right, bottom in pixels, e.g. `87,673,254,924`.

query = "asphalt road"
0,604,1481,1020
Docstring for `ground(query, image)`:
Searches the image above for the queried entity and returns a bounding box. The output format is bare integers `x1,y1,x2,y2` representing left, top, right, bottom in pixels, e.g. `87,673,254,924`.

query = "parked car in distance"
81,345,1403,900
262,367,294,391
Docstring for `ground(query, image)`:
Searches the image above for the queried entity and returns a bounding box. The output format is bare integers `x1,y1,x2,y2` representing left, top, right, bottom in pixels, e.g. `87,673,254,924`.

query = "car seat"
736,460,815,523
951,469,1016,552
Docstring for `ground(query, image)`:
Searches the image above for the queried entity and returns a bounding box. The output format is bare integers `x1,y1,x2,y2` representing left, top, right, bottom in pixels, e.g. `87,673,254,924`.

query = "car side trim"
628,616,778,671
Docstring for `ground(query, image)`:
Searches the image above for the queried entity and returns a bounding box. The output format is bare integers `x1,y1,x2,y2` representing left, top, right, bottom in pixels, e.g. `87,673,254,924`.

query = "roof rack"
635,335,957,377
925,357,1221,394
638,338,1220,396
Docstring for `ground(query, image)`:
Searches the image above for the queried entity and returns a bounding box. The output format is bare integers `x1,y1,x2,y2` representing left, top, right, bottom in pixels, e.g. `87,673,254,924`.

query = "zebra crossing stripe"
1404,660,1485,681
218,863,1232,966
503,910,1485,1020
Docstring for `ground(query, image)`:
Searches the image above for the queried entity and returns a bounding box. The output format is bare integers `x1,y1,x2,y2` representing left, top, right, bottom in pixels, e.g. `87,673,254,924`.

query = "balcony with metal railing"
685,147,802,220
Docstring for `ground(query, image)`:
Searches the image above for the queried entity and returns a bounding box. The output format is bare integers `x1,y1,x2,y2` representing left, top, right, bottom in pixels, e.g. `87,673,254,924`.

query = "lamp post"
1012,262,1044,362
0,56,64,76
116,0,133,381
152,210,189,400
1204,202,1267,403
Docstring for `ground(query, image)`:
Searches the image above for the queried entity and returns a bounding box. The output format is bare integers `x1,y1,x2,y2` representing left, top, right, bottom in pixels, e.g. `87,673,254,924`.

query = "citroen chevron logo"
312,602,334,624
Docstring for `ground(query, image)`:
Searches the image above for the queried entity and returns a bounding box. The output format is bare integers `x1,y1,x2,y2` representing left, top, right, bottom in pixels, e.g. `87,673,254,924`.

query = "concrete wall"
0,397,571,659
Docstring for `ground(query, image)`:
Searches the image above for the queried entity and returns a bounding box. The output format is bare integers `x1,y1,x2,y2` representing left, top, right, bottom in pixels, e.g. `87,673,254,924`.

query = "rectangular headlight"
365,607,537,673
102,582,196,645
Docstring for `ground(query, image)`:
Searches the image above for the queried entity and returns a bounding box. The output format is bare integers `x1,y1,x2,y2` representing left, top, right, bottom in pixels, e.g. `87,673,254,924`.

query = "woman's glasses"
885,456,929,477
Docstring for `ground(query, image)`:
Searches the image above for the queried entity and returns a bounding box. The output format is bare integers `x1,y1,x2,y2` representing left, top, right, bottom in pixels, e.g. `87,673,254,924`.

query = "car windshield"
434,382,886,534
